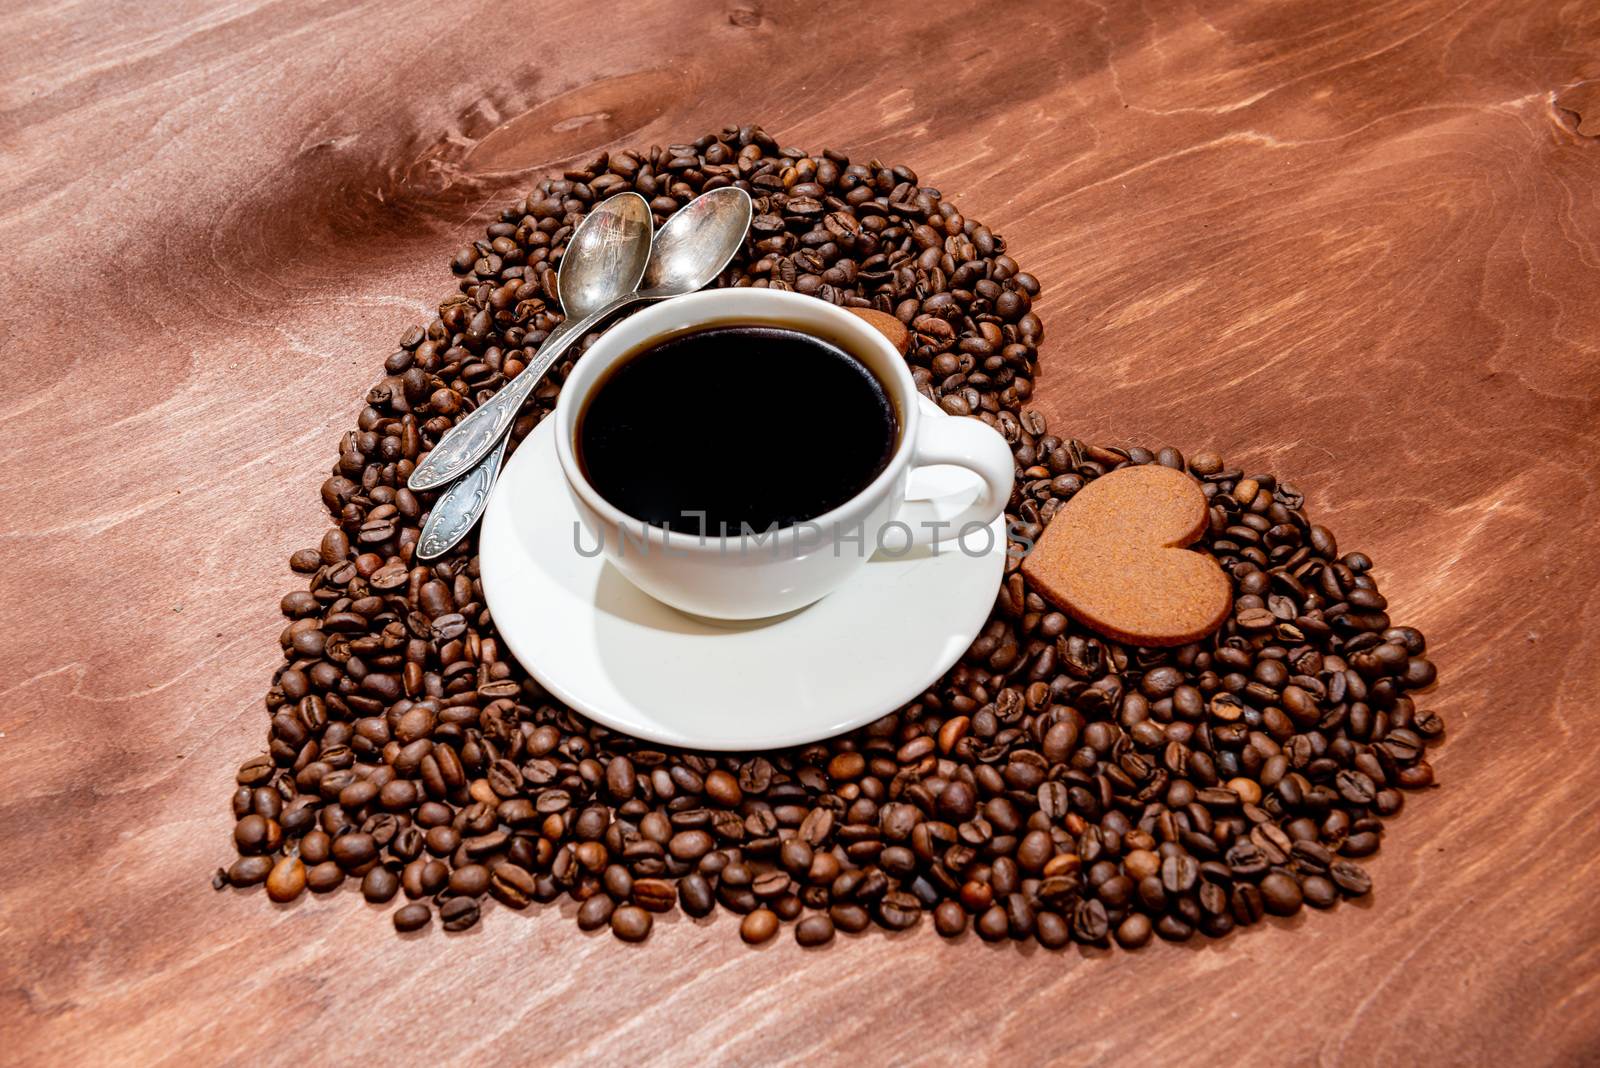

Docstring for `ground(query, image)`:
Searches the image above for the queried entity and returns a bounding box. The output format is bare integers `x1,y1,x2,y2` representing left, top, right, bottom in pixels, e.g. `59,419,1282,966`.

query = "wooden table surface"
5,0,1598,1064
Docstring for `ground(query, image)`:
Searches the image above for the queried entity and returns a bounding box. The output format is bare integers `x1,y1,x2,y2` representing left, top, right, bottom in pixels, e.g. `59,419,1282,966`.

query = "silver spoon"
413,193,653,560
413,186,755,559
409,185,753,492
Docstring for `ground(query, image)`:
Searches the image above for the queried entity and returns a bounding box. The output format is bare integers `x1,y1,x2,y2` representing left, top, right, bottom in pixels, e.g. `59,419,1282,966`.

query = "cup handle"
893,414,1014,549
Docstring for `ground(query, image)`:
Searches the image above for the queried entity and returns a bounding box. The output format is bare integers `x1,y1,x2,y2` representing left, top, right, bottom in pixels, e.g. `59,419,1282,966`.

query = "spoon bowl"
640,185,753,296
559,192,654,319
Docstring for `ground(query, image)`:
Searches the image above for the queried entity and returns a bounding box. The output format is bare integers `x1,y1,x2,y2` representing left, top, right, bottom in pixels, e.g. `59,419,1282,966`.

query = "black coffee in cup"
577,325,897,534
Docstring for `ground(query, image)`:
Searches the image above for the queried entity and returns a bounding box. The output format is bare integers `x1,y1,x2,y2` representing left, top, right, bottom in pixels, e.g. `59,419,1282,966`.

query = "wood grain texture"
3,0,1599,1064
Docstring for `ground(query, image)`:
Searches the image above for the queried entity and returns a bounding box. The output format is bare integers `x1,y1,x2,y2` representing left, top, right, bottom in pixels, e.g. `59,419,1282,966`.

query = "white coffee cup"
553,288,1014,620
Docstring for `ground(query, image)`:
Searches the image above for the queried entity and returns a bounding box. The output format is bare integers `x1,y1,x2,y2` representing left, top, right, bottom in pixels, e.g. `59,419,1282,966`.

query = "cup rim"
552,288,919,553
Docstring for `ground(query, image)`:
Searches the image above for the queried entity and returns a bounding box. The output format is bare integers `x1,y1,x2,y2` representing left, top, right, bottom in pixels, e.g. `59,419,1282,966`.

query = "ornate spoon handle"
414,433,510,560
407,290,665,556
408,310,598,490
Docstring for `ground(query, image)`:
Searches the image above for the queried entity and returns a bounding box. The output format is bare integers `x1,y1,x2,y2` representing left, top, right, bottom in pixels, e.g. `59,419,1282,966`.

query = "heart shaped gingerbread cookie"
1021,463,1232,647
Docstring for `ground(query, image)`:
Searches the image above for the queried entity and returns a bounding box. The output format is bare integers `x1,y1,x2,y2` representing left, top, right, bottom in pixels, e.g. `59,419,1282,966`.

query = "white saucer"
478,397,1007,750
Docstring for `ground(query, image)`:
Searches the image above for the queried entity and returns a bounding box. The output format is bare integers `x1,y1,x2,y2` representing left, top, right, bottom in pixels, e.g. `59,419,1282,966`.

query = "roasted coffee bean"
1116,913,1153,949
265,856,306,902
332,832,377,870
780,838,815,875
1336,769,1377,805
704,770,743,808
1231,883,1265,926
362,866,400,903
633,878,677,912
1004,893,1036,937
602,864,634,901
1161,853,1199,894
1016,829,1053,873
1342,830,1382,856
1073,899,1110,943
750,874,795,906
798,807,835,847
577,894,616,930
967,903,1004,941
795,913,835,946
1260,873,1304,916
440,896,481,931
606,756,636,800
938,780,977,821
934,900,967,938
405,859,449,899
1330,861,1373,897
741,908,779,944
1124,849,1160,881
1302,875,1338,909
227,856,274,887
678,872,715,917
306,862,344,893
1156,915,1194,942
610,905,652,942
669,830,714,861
877,891,922,931
489,863,537,909
1032,910,1069,949
233,814,280,855
448,864,490,897
393,903,431,932
222,126,1438,955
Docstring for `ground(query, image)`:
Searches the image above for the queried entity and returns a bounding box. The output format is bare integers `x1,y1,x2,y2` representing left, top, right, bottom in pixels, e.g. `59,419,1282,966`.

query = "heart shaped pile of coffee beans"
217,125,1443,949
